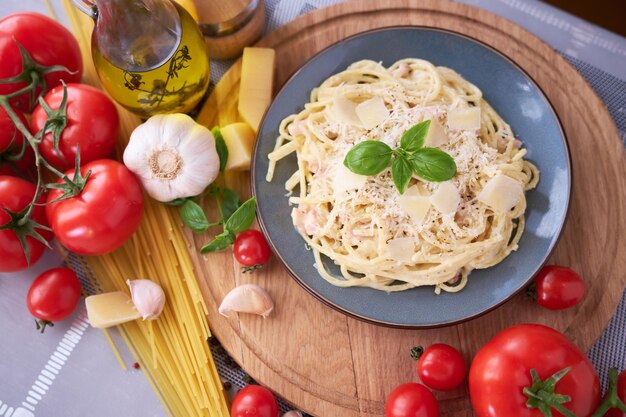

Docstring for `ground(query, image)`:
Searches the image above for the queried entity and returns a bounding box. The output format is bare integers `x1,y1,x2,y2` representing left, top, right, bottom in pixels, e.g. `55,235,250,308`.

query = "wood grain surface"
190,1,626,416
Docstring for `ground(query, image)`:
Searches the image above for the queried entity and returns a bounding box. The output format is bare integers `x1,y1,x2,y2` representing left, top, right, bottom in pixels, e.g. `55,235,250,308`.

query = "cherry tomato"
0,176,51,272
469,323,600,417
0,105,34,176
606,370,626,417
46,159,143,255
385,383,439,417
0,13,82,112
234,230,271,270
27,267,81,325
30,83,119,171
230,385,279,417
416,344,466,391
532,265,586,310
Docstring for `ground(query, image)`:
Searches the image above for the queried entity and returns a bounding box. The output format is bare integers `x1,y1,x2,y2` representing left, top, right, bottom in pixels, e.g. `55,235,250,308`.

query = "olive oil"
92,3,210,117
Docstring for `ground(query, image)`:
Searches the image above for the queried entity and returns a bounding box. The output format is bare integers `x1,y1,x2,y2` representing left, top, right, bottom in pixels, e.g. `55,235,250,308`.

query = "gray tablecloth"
0,1,625,416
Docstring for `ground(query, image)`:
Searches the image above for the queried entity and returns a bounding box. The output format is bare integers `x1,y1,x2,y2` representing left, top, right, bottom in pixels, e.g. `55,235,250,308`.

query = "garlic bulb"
218,284,274,318
127,279,166,320
282,411,303,417
123,114,220,202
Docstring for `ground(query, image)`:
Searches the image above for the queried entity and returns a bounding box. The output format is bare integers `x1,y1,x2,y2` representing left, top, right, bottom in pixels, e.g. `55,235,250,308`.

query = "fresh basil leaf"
219,187,240,221
343,141,392,175
164,197,189,206
200,230,235,253
400,120,431,153
211,126,228,172
410,147,457,182
391,156,413,194
224,196,256,234
179,200,209,232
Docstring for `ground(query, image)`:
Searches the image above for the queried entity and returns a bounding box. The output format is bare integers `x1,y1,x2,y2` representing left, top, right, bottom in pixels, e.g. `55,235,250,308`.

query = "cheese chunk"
386,237,416,262
423,119,449,148
477,174,523,213
333,94,361,126
334,164,367,195
355,96,389,129
221,122,256,171
86,292,141,329
430,182,460,214
238,47,275,132
399,195,431,225
447,107,481,131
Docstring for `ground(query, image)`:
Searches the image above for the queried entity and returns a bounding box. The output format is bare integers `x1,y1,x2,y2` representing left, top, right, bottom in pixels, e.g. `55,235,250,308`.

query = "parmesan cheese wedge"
423,119,449,148
355,96,389,129
447,107,481,131
386,237,416,262
86,292,141,329
333,163,367,194
221,122,256,171
238,47,275,132
333,94,361,126
399,195,431,225
430,182,461,214
477,174,523,213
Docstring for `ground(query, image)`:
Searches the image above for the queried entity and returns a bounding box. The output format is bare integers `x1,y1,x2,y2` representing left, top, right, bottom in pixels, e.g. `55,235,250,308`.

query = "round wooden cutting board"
188,1,626,416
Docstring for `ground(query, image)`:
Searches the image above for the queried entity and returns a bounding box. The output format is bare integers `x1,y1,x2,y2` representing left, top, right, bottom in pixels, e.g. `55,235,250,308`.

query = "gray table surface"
1,1,625,416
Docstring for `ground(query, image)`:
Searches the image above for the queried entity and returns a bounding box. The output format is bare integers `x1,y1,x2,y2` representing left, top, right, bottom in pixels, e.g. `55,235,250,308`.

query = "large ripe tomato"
0,13,82,112
233,230,271,271
469,324,600,417
46,159,144,255
30,83,119,171
385,383,439,417
27,267,81,324
0,176,51,271
606,370,626,417
0,105,34,175
532,265,586,310
416,344,466,391
230,385,279,417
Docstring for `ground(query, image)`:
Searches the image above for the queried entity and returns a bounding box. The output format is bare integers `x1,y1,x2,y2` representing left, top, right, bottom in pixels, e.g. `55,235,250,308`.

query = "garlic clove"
127,279,166,320
218,284,274,318
282,412,304,417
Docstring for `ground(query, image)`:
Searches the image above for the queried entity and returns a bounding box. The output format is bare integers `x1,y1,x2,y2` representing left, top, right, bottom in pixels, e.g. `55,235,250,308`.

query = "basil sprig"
343,120,456,193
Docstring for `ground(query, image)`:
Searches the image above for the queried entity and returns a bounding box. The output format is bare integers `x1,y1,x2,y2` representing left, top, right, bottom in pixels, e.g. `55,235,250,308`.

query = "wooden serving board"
188,1,626,416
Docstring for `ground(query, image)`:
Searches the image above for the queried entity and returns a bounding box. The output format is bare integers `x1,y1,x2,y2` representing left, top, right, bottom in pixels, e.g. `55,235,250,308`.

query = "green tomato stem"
590,369,626,417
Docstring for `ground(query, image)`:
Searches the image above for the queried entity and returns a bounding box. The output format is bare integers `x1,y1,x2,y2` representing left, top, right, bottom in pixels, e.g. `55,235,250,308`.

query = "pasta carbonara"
266,59,539,293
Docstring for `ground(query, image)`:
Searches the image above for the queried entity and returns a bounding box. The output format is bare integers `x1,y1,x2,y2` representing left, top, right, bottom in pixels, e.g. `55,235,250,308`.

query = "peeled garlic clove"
218,284,274,318
282,411,304,417
127,279,166,320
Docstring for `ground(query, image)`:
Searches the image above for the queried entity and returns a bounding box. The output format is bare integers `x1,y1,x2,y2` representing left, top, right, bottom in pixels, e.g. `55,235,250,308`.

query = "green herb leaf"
410,147,457,182
343,140,392,175
164,197,189,206
219,187,240,221
200,230,235,253
179,200,209,232
224,196,257,234
400,120,431,153
211,126,228,172
391,156,413,194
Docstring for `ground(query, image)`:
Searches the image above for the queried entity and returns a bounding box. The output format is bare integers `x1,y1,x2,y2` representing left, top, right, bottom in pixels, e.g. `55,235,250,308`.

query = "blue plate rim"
250,25,573,329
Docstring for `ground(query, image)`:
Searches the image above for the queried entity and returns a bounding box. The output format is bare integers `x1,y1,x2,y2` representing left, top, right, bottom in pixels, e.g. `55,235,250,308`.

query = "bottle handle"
70,0,98,19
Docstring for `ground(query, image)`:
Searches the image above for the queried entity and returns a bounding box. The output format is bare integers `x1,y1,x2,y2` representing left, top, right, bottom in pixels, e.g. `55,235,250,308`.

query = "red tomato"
416,344,466,391
385,383,439,417
234,230,271,270
606,370,626,417
46,159,143,255
27,267,81,323
469,324,600,417
30,83,119,171
0,176,51,272
0,105,34,175
0,13,82,112
532,265,586,310
230,385,279,417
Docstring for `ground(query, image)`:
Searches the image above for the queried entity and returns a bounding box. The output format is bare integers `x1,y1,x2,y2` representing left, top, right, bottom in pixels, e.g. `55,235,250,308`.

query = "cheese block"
221,122,256,171
86,292,141,329
334,163,367,194
386,237,416,262
238,47,275,132
423,119,449,148
398,195,431,225
430,182,461,214
477,174,523,213
447,107,481,131
355,96,389,129
333,94,361,126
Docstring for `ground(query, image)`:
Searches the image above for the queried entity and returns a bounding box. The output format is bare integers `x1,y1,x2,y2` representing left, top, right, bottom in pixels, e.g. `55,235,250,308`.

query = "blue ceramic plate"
251,27,571,328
